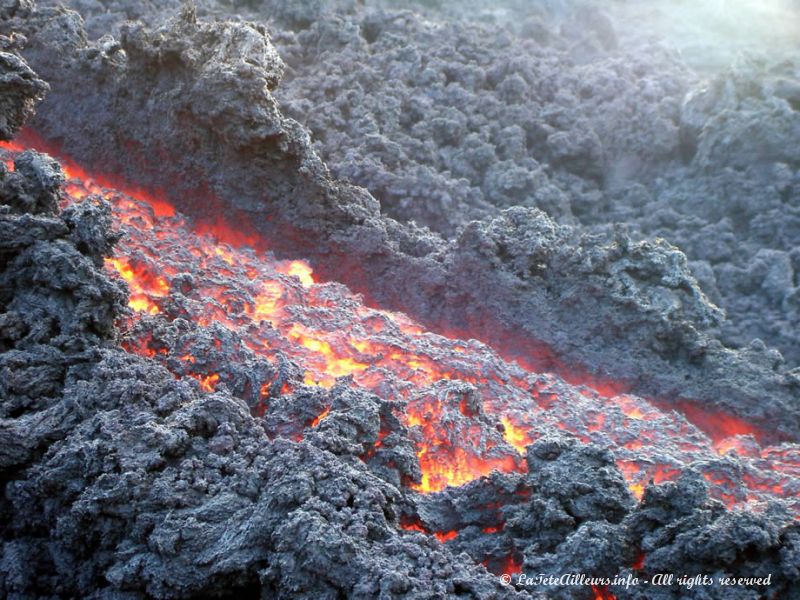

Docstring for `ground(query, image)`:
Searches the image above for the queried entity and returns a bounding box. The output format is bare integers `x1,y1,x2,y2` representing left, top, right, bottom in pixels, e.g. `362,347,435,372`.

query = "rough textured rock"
2,4,800,599
3,350,529,599
0,148,127,470
0,41,527,600
488,438,635,599
6,2,800,442
0,33,47,141
613,474,800,600
271,8,686,234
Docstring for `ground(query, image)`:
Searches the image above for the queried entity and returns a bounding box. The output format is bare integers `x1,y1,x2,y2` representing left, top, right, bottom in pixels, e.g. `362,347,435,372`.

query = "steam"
607,0,800,72
433,0,798,73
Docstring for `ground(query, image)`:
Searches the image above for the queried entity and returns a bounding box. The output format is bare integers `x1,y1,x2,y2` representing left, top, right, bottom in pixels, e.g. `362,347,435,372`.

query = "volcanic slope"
52,0,800,367
2,81,800,600
8,3,800,447
2,8,800,597
0,49,529,600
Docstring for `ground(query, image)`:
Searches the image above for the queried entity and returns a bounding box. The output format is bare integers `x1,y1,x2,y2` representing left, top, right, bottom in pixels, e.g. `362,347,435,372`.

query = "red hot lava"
2,140,799,517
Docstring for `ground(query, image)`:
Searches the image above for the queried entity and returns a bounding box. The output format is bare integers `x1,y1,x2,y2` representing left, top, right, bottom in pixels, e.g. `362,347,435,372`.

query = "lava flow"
3,141,800,516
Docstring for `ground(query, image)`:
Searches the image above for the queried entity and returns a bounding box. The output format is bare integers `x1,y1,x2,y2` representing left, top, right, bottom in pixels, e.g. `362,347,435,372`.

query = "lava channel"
3,139,799,514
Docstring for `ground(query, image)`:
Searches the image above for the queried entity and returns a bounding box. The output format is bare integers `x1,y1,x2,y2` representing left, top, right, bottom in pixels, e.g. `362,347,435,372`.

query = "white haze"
442,0,799,73
606,0,800,73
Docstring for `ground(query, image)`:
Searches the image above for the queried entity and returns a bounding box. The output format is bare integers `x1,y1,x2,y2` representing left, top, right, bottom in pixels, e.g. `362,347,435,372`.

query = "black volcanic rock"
0,29,526,600
2,6,800,599
5,2,799,443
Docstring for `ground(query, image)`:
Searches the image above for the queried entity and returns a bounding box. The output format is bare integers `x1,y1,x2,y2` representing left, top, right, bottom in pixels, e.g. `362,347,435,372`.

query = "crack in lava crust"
2,140,799,515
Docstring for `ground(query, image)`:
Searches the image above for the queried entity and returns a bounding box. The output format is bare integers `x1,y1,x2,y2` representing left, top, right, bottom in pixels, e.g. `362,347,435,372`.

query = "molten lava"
106,257,169,315
593,586,616,600
399,517,459,543
2,139,799,540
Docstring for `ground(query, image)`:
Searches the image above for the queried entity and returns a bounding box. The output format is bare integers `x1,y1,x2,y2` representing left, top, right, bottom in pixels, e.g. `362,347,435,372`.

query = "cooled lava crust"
1,2,800,600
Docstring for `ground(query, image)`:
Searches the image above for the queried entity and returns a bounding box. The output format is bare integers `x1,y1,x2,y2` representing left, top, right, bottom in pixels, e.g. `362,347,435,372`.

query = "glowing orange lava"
593,585,617,600
195,373,220,392
106,256,168,314
399,517,458,543
500,555,522,576
311,406,331,427
501,416,535,454
2,137,799,522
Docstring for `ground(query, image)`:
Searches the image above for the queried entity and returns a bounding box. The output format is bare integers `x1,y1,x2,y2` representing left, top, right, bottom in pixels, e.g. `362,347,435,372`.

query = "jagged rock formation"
0,32,47,141
0,44,526,600
2,3,800,599
5,2,799,441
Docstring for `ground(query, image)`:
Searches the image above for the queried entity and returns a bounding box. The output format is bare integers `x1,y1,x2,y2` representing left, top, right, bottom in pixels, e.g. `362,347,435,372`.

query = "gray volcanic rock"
1,12,800,599
270,8,686,234
0,33,47,141
0,148,126,470
4,350,526,599
613,473,800,600
407,437,800,599
0,43,526,600
6,3,799,442
264,0,800,368
33,0,800,371
502,437,635,598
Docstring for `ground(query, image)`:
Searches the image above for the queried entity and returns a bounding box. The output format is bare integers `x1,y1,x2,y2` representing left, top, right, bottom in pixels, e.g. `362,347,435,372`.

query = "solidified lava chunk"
0,34,47,142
